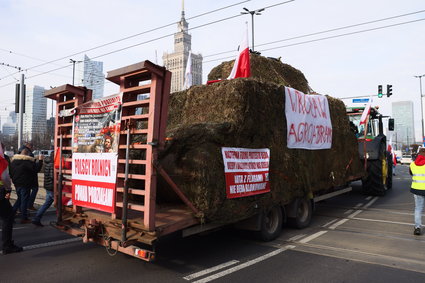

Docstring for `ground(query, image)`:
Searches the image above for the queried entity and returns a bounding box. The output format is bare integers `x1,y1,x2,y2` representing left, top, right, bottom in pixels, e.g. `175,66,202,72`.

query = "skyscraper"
23,85,47,141
392,101,415,148
163,4,203,92
75,55,105,99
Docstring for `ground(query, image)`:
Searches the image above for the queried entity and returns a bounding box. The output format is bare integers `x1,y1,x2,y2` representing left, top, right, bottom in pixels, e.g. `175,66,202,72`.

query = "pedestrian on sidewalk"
0,142,23,254
10,148,37,224
409,147,425,236
32,151,54,227
18,142,42,211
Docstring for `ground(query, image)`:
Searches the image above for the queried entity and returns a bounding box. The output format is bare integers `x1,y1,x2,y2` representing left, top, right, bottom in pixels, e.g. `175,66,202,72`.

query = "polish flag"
183,51,192,90
227,26,251,79
360,98,372,125
0,143,10,187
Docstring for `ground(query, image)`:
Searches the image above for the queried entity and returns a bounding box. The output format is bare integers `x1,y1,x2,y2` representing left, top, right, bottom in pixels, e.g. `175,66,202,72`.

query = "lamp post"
69,59,82,85
415,74,425,146
241,7,265,52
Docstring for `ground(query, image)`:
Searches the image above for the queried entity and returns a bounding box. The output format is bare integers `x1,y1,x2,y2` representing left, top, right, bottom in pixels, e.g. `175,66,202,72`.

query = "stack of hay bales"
158,54,364,223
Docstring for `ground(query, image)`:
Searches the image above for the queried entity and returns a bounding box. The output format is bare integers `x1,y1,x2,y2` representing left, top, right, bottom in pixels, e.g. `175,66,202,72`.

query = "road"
1,164,425,283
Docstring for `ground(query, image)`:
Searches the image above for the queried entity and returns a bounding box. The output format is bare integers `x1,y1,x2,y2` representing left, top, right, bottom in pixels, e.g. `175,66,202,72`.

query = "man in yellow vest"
409,147,425,236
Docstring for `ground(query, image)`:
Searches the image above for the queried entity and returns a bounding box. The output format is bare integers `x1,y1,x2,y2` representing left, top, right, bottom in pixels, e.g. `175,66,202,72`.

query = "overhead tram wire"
203,9,425,59
0,0,254,81
203,17,425,64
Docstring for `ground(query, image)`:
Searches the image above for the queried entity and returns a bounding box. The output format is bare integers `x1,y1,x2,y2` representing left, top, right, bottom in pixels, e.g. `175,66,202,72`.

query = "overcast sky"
0,0,424,140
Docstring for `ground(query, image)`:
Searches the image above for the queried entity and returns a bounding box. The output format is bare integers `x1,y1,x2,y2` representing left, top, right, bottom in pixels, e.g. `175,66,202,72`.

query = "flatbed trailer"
45,60,364,261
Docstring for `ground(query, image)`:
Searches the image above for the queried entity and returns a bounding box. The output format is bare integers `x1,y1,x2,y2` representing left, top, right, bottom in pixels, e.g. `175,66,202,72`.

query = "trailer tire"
362,143,388,196
258,205,282,241
288,198,313,229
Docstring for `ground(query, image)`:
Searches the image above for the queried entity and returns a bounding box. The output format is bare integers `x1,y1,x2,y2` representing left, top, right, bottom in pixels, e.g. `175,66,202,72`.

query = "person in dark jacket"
10,148,39,223
0,143,23,254
32,152,54,227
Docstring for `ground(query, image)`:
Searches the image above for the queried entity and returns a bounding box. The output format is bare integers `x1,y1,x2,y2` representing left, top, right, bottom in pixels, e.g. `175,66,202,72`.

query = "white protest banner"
284,87,332,149
71,93,122,213
72,153,118,213
221,147,270,199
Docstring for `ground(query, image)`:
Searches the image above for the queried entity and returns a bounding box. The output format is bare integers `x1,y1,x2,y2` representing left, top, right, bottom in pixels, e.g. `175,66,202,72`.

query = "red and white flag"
360,98,372,125
227,26,251,79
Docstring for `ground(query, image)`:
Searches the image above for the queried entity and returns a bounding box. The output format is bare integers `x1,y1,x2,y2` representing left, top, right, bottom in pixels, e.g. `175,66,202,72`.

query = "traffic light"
387,84,392,97
378,85,383,98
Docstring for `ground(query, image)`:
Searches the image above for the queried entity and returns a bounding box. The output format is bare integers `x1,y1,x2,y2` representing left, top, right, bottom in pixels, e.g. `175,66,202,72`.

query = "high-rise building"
2,122,16,136
392,101,415,148
163,5,203,92
9,111,17,123
23,85,47,141
75,55,105,99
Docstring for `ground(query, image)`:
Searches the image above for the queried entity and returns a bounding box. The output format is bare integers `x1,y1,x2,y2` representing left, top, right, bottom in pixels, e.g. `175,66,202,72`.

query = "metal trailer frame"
45,61,200,261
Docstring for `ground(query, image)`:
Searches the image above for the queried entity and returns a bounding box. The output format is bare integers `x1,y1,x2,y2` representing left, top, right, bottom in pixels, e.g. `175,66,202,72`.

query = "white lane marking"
344,209,354,215
366,196,372,201
355,203,363,208
299,231,328,244
23,238,81,251
329,218,349,230
0,227,28,232
348,209,363,219
288,234,307,241
192,245,295,283
322,219,338,228
183,260,240,281
351,217,414,226
363,196,378,209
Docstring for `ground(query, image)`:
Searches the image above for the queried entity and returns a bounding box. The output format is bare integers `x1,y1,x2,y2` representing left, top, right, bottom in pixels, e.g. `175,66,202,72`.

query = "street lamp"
415,74,425,146
69,59,82,86
241,7,265,52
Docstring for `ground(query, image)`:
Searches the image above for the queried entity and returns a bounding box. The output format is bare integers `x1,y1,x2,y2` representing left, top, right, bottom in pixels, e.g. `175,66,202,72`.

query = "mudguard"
358,134,386,161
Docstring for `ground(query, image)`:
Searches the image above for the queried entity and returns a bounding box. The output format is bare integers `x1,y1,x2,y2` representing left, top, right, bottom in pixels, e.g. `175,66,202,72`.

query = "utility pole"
18,74,25,149
415,74,425,146
241,7,265,52
70,59,81,85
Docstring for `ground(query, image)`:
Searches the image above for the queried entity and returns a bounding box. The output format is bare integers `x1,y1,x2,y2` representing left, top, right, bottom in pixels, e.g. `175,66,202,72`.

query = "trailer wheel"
258,205,282,241
288,198,313,229
362,143,388,196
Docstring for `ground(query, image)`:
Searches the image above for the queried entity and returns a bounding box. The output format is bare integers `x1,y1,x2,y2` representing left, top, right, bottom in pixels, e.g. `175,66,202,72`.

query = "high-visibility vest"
410,162,425,191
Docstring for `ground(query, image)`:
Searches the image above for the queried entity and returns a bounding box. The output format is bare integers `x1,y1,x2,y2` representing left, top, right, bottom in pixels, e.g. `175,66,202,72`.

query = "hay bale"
160,77,364,223
208,53,310,93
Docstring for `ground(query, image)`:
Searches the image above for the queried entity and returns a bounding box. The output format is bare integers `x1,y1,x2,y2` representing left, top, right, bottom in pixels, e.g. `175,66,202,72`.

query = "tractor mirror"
388,118,395,131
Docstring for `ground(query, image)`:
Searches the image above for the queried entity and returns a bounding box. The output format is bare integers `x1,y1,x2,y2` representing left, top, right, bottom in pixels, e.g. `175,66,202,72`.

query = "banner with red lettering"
71,93,122,213
72,153,117,213
221,147,270,199
285,87,332,149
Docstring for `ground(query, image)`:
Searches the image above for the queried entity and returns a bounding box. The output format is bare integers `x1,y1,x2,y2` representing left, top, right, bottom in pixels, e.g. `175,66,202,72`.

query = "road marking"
363,196,378,209
288,234,307,241
329,218,349,230
183,260,240,280
365,196,373,201
0,227,28,232
23,238,81,251
322,219,338,227
348,209,363,218
344,209,354,215
299,231,328,244
355,203,363,208
351,217,413,226
191,245,295,283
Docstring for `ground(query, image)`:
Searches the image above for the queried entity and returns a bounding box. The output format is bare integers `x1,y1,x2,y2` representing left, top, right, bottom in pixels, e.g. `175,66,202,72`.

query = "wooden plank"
119,129,148,135
116,187,145,195
122,100,149,108
57,99,77,107
117,173,146,180
123,84,151,95
118,144,149,150
116,202,145,211
121,114,149,121
118,159,147,165
58,123,73,128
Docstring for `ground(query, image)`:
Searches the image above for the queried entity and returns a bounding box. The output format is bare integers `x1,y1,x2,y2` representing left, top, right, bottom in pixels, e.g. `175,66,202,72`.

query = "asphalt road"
1,164,425,283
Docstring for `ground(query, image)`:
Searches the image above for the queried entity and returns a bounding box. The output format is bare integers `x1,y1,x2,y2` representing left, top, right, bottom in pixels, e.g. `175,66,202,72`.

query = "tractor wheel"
258,205,283,241
386,152,393,190
362,144,388,196
288,198,313,229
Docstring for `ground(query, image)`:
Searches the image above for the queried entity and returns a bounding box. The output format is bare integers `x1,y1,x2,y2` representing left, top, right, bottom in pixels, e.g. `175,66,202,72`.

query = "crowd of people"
0,141,54,255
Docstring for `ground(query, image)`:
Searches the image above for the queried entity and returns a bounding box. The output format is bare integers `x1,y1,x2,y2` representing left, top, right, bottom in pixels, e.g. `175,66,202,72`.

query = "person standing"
32,152,54,227
10,148,37,223
18,142,42,211
409,147,425,236
0,142,23,254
